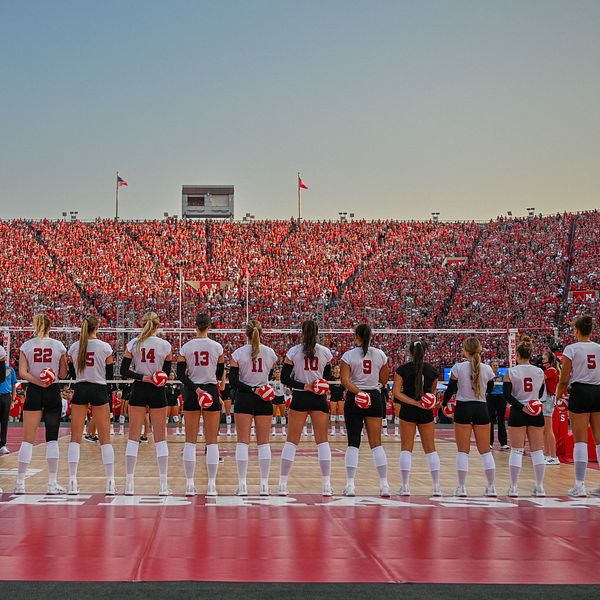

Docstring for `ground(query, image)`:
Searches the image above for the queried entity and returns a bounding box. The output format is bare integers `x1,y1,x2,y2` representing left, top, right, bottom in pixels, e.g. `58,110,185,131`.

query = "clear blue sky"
1,0,599,221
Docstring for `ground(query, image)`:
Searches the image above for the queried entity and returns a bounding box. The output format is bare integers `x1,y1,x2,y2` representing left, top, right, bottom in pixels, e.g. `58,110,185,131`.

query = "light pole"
431,212,440,223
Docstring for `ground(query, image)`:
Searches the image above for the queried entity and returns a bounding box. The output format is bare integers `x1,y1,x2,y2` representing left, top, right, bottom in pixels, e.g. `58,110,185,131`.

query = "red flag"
298,176,308,190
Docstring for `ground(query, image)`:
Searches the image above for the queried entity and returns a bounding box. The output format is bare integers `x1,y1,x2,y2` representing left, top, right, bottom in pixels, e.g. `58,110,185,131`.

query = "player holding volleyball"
120,311,173,496
177,313,225,497
340,323,390,497
66,315,116,495
278,320,334,496
503,336,546,497
15,314,68,494
393,340,442,496
229,320,278,496
555,315,600,497
442,337,497,497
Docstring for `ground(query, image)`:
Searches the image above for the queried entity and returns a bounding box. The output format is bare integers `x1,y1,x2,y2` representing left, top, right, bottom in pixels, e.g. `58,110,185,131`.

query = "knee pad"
235,443,249,462
480,452,495,470
426,451,440,472
345,445,359,468
101,444,114,465
531,449,545,466
281,442,297,462
46,440,59,460
509,448,524,468
183,442,196,462
19,441,33,464
258,444,271,461
126,439,139,458
400,450,412,471
456,452,469,471
317,442,331,461
155,440,169,458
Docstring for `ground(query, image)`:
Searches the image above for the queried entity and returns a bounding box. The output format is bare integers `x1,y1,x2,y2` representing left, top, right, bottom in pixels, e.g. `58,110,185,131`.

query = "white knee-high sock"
206,443,219,483
279,441,297,482
68,442,80,478
509,448,524,487
426,451,441,488
531,449,545,488
318,442,331,484
258,444,271,484
456,452,469,486
125,439,139,478
236,443,249,483
345,446,359,484
46,440,60,484
155,440,169,485
17,442,33,483
574,442,588,485
183,442,196,484
372,445,388,484
400,450,412,486
481,452,495,486
101,444,115,479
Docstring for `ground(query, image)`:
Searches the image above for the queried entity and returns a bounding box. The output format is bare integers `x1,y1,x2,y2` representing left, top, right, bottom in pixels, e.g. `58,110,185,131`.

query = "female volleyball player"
177,313,225,497
220,365,234,436
278,320,333,496
393,340,442,496
556,316,600,497
541,350,560,465
442,337,497,497
340,323,390,497
329,364,345,436
503,336,546,497
165,371,181,435
120,311,173,496
66,315,115,495
15,314,68,494
229,320,277,496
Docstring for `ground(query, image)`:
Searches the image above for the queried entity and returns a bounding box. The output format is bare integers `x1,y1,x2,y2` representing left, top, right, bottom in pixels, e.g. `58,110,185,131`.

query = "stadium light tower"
431,212,440,223
527,207,535,218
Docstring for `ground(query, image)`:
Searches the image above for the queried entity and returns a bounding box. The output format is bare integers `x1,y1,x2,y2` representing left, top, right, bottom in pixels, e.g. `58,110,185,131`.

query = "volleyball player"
165,372,181,435
393,340,442,496
503,336,546,497
220,365,233,436
177,313,225,496
66,315,115,495
278,320,333,496
442,337,497,497
229,320,277,496
555,316,600,497
340,323,390,497
541,350,560,465
14,314,68,494
329,364,345,436
120,311,173,496
271,369,286,436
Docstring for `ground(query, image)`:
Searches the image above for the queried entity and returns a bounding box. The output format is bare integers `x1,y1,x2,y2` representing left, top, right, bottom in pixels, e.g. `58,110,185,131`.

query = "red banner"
570,290,598,301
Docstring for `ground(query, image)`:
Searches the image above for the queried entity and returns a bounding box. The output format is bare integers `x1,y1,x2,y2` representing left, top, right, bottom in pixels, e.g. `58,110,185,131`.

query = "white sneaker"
0,446,10,455
484,485,497,497
105,479,116,495
507,485,519,498
237,481,248,496
322,482,333,497
343,483,356,497
259,482,270,496
589,484,600,497
383,429,388,437
207,481,218,497
110,426,115,436
330,428,336,436
568,484,587,497
68,479,79,495
124,478,134,496
340,428,346,435
398,484,410,496
159,483,172,496
226,428,232,437
455,485,467,497
545,456,560,465
14,481,26,494
532,486,546,497
380,483,391,498
185,482,197,497
432,485,442,497
277,480,288,496
500,445,510,450
47,482,66,495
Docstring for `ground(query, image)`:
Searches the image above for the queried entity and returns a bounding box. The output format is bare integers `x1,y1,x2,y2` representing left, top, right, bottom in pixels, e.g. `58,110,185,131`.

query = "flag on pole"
117,175,128,187
298,176,308,190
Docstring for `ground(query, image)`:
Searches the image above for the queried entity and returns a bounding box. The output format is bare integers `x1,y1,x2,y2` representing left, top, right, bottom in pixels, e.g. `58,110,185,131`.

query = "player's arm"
340,361,360,394
556,356,572,401
502,372,523,410
392,373,420,407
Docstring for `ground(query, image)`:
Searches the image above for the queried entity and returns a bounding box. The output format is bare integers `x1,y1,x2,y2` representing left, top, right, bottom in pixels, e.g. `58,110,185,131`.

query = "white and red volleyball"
354,391,371,409
312,378,330,395
442,401,456,418
524,399,542,416
39,368,56,385
257,384,276,402
420,393,436,409
151,371,168,387
197,389,214,409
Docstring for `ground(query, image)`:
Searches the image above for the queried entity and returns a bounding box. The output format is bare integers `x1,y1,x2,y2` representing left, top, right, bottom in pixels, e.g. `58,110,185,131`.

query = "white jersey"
0,346,5,361
20,337,67,380
126,335,172,377
341,346,387,389
68,339,113,384
285,343,333,386
450,360,495,402
507,364,545,405
271,381,286,396
563,341,600,385
231,343,278,388
179,337,224,384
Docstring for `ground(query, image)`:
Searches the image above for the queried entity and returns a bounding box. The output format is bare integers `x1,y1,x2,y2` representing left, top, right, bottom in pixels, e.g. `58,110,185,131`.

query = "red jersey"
544,366,559,396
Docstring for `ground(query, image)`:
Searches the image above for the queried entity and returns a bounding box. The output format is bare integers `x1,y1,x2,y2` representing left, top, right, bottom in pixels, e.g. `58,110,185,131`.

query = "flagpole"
115,171,119,220
179,266,183,348
297,171,301,221
245,269,249,323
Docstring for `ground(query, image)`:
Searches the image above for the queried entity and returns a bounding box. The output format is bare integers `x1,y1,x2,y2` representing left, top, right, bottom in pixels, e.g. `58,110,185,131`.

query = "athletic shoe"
14,481,26,494
159,483,172,496
105,479,116,496
380,483,391,498
259,482,270,496
532,486,546,497
415,431,420,440
330,428,336,436
207,481,218,497
277,481,288,496
237,481,248,497
68,479,79,495
185,482,197,497
507,485,519,498
431,485,442,497
589,485,600,497
139,436,148,443
545,456,560,465
501,445,510,450
455,485,467,497
219,457,225,464
322,483,333,497
567,484,587,497
398,484,411,496
124,478,134,496
484,485,497,497
342,483,356,497
84,434,96,443
0,446,10,455
47,482,66,495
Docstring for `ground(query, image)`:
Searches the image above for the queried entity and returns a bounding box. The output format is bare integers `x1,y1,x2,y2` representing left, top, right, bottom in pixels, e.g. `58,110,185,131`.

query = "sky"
1,0,599,221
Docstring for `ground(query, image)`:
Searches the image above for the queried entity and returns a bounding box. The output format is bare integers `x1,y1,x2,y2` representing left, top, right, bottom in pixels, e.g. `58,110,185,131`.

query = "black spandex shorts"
290,390,329,413
234,390,273,416
166,392,179,407
71,382,109,407
399,402,434,425
272,395,285,406
24,383,61,412
453,401,490,425
344,389,383,418
569,382,600,414
129,381,167,409
183,383,221,412
507,406,544,428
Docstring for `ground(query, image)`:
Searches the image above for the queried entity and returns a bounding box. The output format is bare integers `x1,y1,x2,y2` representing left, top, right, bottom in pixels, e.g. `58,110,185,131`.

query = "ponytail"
355,323,372,357
463,336,483,399
137,311,160,348
302,320,318,360
77,314,99,372
516,335,534,360
246,320,262,361
410,339,427,398
33,313,51,339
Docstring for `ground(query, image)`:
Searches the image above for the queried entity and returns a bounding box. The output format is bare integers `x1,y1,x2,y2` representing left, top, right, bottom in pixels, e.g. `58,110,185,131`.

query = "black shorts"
166,392,179,407
344,389,383,418
272,395,285,406
183,383,221,412
569,383,600,414
129,381,167,409
290,390,329,413
399,402,434,424
507,406,544,428
234,390,273,416
23,383,62,413
71,382,109,407
454,401,490,425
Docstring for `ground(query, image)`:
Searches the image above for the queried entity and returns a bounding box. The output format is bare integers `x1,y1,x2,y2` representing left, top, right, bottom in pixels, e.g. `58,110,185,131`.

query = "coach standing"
0,351,16,455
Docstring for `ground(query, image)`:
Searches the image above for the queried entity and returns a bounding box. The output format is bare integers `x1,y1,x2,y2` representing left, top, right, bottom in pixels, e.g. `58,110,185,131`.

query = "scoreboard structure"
182,185,234,219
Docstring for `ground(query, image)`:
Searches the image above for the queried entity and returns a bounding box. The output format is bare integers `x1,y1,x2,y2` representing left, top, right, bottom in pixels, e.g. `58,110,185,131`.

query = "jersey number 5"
85,352,95,367
588,355,597,369
33,348,52,363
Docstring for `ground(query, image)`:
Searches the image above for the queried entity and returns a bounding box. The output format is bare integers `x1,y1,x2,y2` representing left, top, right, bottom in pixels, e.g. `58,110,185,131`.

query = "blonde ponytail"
463,336,483,399
246,320,262,361
33,313,51,339
137,311,160,348
77,315,99,372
